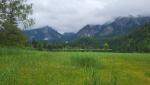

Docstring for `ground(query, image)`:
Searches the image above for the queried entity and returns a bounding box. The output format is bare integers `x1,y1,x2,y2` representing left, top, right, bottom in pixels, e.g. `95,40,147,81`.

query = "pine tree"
103,42,109,50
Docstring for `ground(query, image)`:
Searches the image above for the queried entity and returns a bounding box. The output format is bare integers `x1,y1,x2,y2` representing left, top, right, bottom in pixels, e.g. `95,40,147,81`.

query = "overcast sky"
28,0,150,33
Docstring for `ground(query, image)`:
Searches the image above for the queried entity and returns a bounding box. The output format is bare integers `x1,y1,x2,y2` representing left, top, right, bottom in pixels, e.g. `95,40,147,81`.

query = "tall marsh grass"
71,56,102,85
70,55,102,69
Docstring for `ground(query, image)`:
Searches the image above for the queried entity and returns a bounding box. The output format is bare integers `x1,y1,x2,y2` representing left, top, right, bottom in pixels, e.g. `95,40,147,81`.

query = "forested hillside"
110,23,150,52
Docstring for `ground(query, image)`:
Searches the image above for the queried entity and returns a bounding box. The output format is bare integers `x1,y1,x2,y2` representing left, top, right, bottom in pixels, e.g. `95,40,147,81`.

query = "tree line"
29,37,110,51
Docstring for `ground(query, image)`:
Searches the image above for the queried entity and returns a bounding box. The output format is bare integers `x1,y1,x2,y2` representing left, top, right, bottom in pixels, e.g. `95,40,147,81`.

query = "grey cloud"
28,0,150,33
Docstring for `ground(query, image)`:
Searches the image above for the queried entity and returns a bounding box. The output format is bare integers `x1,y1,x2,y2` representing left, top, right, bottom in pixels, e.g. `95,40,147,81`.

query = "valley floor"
0,48,150,85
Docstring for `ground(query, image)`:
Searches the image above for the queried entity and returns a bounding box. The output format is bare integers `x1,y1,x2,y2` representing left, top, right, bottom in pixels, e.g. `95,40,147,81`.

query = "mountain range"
77,16,150,39
24,16,150,42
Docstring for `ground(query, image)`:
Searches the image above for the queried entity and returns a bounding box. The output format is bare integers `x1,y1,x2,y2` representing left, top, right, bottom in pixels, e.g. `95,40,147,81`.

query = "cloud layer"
29,0,150,33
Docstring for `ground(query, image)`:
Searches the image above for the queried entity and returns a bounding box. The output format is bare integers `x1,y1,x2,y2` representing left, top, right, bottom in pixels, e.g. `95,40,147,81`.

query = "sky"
28,0,150,33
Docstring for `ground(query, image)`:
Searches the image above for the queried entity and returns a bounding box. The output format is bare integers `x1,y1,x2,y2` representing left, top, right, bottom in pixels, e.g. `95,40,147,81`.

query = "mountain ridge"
24,26,62,42
24,16,150,42
76,16,150,39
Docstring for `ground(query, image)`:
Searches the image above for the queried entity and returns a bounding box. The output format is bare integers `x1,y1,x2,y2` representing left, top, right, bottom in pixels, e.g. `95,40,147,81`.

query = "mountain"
77,25,102,37
24,26,62,42
76,16,150,39
110,23,150,52
62,32,76,42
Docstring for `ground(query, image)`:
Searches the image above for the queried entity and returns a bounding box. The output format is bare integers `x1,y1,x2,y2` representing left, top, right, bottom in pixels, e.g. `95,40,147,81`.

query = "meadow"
0,48,150,85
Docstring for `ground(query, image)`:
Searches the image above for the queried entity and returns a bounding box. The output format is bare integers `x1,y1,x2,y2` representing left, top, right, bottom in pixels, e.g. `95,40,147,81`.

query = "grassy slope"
0,48,150,85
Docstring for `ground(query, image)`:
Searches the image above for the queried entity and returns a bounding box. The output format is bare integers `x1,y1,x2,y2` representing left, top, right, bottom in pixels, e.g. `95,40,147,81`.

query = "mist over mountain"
76,16,150,39
29,0,150,33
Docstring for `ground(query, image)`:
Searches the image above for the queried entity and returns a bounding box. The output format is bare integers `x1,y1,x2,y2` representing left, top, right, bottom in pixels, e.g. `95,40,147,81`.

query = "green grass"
0,48,150,85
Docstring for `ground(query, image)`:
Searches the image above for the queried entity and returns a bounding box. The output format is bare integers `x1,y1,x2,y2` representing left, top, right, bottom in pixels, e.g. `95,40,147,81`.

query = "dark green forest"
110,23,150,52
